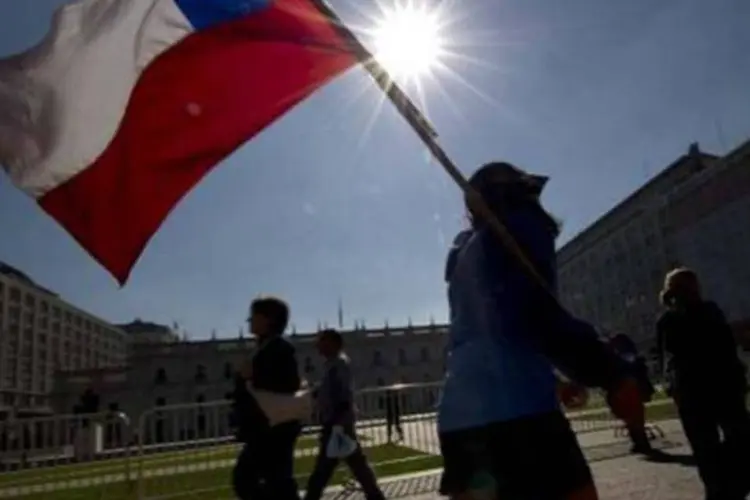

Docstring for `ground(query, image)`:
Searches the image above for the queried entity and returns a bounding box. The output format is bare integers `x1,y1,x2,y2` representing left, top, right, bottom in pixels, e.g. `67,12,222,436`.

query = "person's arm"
479,217,626,391
705,302,740,358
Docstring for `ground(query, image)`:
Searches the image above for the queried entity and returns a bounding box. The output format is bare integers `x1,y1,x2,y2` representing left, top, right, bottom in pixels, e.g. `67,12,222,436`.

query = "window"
195,364,207,383
398,349,407,365
223,362,233,380
420,347,430,362
196,394,205,404
376,377,385,386
155,368,167,384
156,397,166,407
372,351,383,367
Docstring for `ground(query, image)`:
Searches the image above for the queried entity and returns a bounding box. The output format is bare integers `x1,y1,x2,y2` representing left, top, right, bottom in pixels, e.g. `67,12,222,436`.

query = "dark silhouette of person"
438,162,643,500
303,329,384,500
385,389,403,443
232,297,302,500
657,268,750,500
608,333,655,454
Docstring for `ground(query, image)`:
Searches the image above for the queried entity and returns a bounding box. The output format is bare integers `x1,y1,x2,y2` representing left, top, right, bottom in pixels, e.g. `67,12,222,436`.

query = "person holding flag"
439,162,644,500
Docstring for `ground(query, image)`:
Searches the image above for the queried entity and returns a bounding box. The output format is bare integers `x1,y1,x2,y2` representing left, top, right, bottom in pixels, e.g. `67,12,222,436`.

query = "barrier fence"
0,382,679,499
0,411,133,499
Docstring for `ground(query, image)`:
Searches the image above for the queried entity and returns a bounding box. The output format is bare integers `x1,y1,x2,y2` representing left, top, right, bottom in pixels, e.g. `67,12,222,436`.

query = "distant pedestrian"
608,333,655,454
439,162,644,500
657,268,750,499
304,329,385,500
385,389,403,443
232,296,302,500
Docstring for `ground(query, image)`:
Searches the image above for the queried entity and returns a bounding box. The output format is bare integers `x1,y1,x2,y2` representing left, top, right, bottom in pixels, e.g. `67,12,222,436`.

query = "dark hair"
466,162,560,238
251,296,289,335
319,328,343,349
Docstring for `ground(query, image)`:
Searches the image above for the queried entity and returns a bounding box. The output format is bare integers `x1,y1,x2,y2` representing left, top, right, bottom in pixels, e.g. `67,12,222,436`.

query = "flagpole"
311,0,551,293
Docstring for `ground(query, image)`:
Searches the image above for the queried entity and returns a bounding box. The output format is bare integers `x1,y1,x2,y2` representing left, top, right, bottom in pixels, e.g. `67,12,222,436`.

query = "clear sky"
1,0,750,339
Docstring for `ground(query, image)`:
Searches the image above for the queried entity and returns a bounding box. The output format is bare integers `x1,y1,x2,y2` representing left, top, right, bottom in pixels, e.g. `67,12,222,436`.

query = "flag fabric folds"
0,0,357,284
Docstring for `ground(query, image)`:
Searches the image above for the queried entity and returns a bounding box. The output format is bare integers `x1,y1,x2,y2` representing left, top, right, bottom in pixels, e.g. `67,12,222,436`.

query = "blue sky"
1,0,750,338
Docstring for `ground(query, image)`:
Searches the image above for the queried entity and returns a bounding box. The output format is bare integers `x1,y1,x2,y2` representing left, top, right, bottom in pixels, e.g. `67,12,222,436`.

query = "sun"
372,4,445,80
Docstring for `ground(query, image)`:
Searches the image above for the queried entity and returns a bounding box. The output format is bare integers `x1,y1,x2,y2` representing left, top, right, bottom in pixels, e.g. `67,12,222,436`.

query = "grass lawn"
0,434,323,490
6,443,437,500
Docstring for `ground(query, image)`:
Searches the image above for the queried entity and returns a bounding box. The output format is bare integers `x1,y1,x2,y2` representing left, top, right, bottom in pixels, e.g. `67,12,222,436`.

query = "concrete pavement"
323,447,705,500
0,417,699,499
322,420,706,500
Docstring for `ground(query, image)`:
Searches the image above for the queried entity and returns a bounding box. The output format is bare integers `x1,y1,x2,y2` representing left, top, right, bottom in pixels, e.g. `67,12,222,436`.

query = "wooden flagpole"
311,0,552,293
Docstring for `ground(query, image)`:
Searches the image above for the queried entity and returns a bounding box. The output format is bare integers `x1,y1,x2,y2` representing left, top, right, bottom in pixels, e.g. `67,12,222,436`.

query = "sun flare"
372,4,445,80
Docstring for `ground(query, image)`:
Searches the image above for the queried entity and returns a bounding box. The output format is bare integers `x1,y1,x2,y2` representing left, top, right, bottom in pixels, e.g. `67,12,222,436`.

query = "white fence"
0,411,133,498
0,382,678,499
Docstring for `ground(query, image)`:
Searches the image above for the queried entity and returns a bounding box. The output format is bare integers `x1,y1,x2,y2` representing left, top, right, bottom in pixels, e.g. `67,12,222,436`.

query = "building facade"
557,139,750,354
117,319,181,345
0,262,129,417
52,321,448,424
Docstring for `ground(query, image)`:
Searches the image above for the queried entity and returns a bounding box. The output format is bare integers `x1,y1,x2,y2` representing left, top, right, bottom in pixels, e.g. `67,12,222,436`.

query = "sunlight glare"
372,4,444,80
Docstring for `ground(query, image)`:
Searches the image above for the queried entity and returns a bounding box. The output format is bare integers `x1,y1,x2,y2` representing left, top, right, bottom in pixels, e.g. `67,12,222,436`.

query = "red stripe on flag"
39,0,356,284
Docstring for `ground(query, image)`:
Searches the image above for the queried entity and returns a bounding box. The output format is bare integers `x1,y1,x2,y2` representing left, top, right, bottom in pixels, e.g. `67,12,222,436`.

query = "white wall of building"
0,267,128,415
53,323,448,421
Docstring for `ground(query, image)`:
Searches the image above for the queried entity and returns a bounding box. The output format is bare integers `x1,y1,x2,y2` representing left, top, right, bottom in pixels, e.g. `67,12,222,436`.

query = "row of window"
152,347,438,385
154,363,231,384
154,354,444,385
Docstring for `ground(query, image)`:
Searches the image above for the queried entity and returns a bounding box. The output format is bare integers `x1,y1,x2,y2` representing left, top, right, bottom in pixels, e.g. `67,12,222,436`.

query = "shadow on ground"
322,436,688,499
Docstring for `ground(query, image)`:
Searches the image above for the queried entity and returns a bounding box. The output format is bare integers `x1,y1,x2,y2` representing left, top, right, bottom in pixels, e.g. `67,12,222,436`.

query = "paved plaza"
323,421,708,499
0,417,716,499
373,450,704,500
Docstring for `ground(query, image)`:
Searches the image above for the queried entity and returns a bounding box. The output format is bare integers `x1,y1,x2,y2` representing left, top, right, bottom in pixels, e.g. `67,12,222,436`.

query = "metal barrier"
0,411,133,499
132,383,445,500
0,382,679,500
134,399,239,499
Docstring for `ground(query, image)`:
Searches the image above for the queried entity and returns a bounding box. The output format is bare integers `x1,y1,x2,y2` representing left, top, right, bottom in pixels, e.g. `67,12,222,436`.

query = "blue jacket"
438,208,624,433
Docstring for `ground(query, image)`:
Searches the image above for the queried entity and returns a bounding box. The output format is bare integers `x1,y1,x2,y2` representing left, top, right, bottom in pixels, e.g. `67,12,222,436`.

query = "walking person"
303,329,385,500
608,333,655,454
439,162,645,500
657,268,750,500
385,388,403,443
232,297,303,500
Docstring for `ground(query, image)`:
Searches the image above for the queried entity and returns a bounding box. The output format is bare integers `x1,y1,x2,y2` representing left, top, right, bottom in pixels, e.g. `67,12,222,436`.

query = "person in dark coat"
657,268,750,500
303,329,385,500
232,296,302,500
385,389,403,443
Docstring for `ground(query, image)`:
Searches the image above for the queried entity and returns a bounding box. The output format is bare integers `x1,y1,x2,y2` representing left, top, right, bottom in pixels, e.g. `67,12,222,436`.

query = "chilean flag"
0,0,358,284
